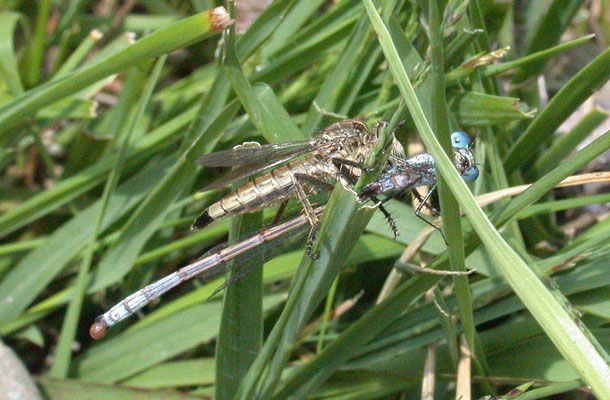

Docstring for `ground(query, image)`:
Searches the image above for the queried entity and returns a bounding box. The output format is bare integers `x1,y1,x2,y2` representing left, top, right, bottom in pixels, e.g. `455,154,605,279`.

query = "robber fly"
193,119,406,258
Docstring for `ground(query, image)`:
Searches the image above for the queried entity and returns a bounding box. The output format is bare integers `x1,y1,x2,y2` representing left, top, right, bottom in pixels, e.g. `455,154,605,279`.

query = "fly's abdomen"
193,159,318,229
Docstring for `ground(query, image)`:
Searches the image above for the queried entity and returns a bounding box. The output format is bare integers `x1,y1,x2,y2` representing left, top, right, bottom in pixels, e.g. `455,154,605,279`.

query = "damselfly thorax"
193,120,405,253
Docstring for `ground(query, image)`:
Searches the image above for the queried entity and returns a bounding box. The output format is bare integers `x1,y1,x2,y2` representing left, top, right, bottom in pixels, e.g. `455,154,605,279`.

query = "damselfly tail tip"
192,210,213,230
90,318,108,340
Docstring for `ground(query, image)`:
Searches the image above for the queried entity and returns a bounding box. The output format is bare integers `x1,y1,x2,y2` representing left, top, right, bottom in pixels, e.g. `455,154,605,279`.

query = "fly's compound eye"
451,131,471,149
462,166,479,182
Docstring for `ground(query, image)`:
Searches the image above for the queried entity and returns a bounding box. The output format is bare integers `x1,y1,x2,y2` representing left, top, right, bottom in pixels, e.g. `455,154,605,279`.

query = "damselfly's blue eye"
451,131,471,149
462,165,479,182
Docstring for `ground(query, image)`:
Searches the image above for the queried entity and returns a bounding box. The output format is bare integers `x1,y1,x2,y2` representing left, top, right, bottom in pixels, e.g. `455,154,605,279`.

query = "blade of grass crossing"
89,98,241,291
427,0,478,382
235,0,298,60
0,104,200,238
0,158,175,324
504,47,610,172
221,21,303,142
301,10,370,133
215,212,263,400
0,0,288,237
518,0,586,80
532,109,608,177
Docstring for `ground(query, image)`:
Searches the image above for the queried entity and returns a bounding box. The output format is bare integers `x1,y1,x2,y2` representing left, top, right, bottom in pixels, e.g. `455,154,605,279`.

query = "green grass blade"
532,108,608,176
221,22,303,142
0,104,199,238
48,57,166,378
89,98,240,291
215,213,263,400
0,8,229,137
0,11,28,95
301,7,369,133
517,0,586,80
38,376,205,400
0,159,174,324
19,0,50,88
504,46,610,172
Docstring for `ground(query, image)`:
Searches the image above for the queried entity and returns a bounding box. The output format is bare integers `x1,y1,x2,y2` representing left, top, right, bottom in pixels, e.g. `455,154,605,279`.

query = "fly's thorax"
320,119,377,156
323,119,370,139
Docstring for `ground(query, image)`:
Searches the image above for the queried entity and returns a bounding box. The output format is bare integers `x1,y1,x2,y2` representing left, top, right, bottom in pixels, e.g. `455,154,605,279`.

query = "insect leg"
373,198,399,238
270,201,288,225
331,157,376,175
290,173,322,259
411,188,440,216
293,173,335,192
413,185,448,244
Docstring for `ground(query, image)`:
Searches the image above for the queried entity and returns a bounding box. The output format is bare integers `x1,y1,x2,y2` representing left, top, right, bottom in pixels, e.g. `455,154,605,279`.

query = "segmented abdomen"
204,156,324,221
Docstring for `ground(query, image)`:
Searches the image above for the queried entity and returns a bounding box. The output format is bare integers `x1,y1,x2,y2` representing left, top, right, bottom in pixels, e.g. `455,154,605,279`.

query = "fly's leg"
290,173,324,260
293,173,335,192
413,185,448,244
411,189,440,216
270,201,288,226
306,224,320,260
330,158,399,238
331,157,376,176
375,200,399,239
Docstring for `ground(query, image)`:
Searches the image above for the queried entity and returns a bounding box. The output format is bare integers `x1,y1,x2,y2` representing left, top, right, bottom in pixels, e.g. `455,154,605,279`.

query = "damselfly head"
451,131,479,182
451,131,472,149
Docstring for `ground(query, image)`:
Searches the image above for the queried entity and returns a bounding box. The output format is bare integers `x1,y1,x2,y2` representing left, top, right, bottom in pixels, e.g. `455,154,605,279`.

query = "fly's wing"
196,139,327,191
196,140,317,167
200,156,304,191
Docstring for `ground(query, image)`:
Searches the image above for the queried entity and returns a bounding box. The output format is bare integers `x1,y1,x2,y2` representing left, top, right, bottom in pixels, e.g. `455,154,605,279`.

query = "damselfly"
362,131,479,235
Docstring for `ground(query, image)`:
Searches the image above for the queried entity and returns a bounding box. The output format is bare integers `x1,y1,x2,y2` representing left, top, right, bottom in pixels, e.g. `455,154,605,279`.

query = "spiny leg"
376,200,399,238
413,185,448,244
331,157,376,176
291,173,326,260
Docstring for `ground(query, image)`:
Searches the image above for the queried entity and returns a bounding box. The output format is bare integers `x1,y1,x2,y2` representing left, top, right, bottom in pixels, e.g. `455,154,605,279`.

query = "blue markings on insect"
462,164,479,182
451,131,471,149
